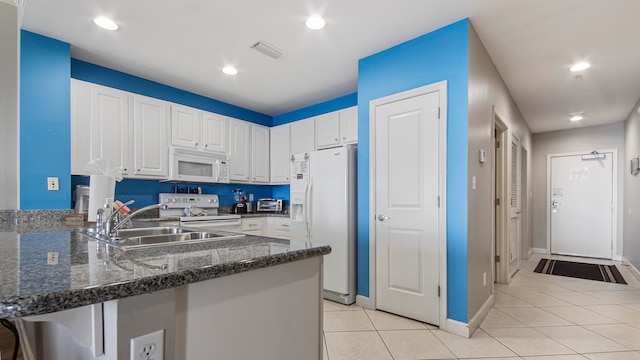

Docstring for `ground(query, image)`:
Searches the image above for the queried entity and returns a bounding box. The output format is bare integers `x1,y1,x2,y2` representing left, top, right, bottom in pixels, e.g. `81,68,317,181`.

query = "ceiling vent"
250,40,286,60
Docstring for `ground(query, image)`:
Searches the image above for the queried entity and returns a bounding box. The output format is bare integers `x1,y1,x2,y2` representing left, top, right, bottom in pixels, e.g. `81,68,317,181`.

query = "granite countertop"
0,221,330,319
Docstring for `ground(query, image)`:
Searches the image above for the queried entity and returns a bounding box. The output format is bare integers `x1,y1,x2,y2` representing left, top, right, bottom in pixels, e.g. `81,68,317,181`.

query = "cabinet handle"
195,142,199,146
249,224,257,227
204,144,208,148
123,168,127,171
334,138,338,141
137,169,140,172
343,136,346,140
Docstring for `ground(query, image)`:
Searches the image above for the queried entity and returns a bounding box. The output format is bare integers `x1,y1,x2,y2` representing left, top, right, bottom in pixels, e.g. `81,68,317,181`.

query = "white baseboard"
467,294,494,336
527,248,534,259
445,318,470,338
355,295,374,309
622,257,640,281
532,248,547,254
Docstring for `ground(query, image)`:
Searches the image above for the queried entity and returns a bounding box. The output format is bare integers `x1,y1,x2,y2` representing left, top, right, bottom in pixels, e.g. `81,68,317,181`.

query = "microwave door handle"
215,160,220,182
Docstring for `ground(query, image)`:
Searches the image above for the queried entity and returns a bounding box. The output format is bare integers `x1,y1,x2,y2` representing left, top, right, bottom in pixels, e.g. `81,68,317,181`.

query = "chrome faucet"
110,203,169,233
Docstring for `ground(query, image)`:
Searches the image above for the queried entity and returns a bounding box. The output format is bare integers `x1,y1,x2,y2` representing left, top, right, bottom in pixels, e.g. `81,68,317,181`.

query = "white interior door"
509,135,521,276
550,152,614,259
375,90,440,325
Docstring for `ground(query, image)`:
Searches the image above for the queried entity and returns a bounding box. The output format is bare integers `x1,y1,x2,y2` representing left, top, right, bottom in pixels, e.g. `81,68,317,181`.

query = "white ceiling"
20,0,640,133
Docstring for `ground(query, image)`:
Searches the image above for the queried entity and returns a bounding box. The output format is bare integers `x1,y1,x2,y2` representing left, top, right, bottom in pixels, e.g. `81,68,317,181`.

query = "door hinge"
437,196,440,207
438,107,441,119
495,140,500,149
437,286,440,297
495,255,500,262
495,198,500,206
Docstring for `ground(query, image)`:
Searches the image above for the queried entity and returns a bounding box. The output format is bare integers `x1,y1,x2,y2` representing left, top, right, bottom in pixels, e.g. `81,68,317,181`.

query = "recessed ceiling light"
93,17,119,31
570,62,590,72
305,16,326,30
222,66,238,75
569,114,584,122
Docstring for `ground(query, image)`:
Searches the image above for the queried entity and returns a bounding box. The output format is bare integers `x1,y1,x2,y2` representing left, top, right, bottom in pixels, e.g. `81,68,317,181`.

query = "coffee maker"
231,189,247,214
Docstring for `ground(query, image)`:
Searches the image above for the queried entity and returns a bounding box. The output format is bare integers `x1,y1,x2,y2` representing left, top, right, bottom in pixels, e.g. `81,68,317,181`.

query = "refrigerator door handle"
306,177,313,237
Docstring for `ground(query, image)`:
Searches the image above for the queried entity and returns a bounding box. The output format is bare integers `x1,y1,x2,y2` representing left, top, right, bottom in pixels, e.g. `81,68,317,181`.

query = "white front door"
550,152,614,259
374,89,441,325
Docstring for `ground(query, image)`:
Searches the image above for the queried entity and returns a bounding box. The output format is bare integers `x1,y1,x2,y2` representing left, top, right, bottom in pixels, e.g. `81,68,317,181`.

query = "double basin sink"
83,226,245,249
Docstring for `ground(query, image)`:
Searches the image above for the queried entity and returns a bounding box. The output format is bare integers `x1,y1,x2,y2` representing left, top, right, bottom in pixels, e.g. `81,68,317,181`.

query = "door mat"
534,258,627,284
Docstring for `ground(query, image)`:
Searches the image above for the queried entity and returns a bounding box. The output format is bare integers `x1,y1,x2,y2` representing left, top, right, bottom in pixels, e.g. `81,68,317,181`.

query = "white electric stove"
158,193,242,232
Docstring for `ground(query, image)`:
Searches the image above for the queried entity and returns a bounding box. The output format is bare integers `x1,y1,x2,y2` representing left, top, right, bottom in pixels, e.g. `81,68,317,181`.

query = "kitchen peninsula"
0,218,330,359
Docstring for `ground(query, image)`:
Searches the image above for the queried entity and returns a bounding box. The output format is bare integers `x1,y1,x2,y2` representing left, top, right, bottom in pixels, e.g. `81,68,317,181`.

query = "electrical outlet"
47,252,59,265
131,329,164,360
47,177,59,191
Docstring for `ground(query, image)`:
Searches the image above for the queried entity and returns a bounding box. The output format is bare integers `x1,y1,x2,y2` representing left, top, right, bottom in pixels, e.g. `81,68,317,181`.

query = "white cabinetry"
266,217,290,239
71,80,169,179
242,218,263,235
290,118,315,154
170,104,200,149
171,104,228,154
202,112,228,153
270,124,290,184
251,125,270,183
228,119,251,182
315,106,358,149
132,95,169,178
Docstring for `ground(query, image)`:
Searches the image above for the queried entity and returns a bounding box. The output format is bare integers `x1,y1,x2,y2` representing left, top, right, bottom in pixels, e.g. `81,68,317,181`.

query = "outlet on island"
131,329,164,360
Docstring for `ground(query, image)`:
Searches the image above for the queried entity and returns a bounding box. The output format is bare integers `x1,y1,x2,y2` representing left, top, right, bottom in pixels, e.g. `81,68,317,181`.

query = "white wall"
624,98,640,271
0,1,19,210
467,24,532,320
532,123,625,256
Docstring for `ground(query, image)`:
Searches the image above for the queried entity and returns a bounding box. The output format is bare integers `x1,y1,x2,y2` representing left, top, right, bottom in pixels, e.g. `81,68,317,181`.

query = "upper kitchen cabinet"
171,104,200,149
170,104,229,154
251,124,270,183
290,117,315,154
71,80,171,179
71,80,130,176
132,95,169,178
315,106,358,149
228,118,251,182
270,124,290,184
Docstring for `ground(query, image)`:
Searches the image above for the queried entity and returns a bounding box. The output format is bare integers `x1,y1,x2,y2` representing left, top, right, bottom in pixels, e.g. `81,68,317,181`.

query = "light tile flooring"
322,254,640,360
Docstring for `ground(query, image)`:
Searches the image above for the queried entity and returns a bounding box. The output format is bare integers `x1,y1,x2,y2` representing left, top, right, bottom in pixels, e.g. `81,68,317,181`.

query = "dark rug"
534,258,627,284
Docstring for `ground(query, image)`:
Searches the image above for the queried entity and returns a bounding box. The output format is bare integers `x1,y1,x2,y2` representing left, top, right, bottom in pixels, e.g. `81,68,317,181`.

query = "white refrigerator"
290,145,357,304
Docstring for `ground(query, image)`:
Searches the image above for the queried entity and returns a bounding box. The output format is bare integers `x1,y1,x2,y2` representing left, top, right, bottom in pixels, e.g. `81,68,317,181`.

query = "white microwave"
166,146,230,184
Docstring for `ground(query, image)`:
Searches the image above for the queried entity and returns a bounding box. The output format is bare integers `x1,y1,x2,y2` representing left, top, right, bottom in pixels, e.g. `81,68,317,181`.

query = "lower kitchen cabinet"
267,217,290,239
242,218,264,235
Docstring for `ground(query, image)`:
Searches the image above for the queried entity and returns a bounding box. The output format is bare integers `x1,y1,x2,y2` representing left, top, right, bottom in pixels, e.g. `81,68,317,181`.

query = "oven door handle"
180,219,242,228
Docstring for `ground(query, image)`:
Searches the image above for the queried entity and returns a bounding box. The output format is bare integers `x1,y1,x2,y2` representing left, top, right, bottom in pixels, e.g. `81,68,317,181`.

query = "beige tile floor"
322,253,640,359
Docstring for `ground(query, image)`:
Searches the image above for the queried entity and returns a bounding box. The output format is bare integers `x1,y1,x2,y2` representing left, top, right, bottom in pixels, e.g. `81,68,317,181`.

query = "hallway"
322,254,640,359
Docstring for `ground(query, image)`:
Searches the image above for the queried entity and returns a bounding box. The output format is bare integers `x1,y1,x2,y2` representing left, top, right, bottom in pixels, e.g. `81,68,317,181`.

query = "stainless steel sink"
82,227,245,249
114,227,193,238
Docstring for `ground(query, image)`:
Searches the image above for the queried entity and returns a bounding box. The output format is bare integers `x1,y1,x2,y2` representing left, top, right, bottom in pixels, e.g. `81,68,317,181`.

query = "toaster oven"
256,198,283,212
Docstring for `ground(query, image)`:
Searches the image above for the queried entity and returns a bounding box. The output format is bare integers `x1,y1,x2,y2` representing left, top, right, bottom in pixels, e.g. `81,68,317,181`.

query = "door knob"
377,215,390,221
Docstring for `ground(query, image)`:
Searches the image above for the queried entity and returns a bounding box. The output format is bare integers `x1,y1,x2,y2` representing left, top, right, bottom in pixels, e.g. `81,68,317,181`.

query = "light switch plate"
479,149,487,163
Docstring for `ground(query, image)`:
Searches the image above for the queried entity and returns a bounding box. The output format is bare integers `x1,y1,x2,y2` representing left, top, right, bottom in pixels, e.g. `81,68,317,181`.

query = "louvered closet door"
509,135,521,277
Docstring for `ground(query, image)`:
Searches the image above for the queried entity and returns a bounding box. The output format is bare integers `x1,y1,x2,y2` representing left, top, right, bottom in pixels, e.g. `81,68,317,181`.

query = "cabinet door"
339,106,358,144
270,124,290,184
251,125,270,183
70,80,90,175
171,104,201,149
202,112,228,154
228,119,251,182
315,112,340,149
132,95,168,178
290,118,315,154
89,84,130,174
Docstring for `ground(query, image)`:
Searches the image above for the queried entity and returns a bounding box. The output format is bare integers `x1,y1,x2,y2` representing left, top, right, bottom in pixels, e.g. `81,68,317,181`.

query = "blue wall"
72,59,271,126
357,19,469,322
20,31,71,210
272,93,358,125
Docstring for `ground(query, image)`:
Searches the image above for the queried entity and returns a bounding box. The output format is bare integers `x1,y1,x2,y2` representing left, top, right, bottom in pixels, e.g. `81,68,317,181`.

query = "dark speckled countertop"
0,220,330,319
